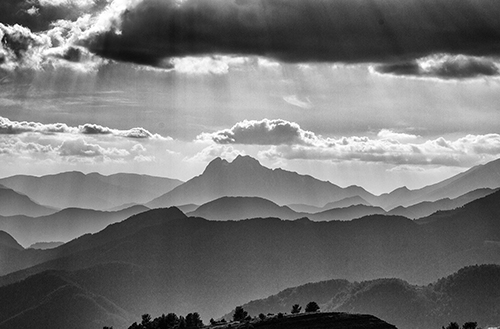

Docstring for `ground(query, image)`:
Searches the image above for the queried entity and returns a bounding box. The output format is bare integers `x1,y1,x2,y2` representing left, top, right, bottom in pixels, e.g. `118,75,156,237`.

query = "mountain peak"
231,154,262,167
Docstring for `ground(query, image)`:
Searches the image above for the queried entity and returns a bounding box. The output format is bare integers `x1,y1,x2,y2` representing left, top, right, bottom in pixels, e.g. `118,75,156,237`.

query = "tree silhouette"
463,322,478,329
258,313,266,320
305,301,320,313
444,322,460,329
233,306,248,322
291,304,302,314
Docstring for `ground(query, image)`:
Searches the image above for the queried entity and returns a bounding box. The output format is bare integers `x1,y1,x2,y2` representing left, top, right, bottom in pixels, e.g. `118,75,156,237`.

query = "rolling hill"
2,190,500,322
232,265,500,329
187,196,303,220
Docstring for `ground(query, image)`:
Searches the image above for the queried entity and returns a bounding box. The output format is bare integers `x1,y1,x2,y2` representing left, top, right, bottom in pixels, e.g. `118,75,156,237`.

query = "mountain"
0,205,149,247
0,171,183,210
0,230,23,251
147,155,375,208
288,196,371,214
0,184,56,217
232,265,500,329
223,312,397,329
323,196,371,209
0,268,132,329
187,196,303,220
309,205,386,221
3,191,500,321
388,188,498,219
28,242,64,250
287,203,325,213
379,158,500,209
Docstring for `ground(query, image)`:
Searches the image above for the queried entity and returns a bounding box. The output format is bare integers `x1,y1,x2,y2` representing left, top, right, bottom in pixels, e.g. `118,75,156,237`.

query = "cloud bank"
200,119,500,167
0,116,168,139
2,0,500,77
373,54,500,79
84,0,500,66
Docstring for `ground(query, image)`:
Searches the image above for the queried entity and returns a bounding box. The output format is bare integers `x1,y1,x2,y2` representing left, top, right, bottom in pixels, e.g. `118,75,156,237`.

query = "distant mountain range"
388,187,499,219
148,155,500,210
0,172,183,211
1,189,500,324
1,156,499,216
0,205,149,248
231,264,500,329
147,155,374,208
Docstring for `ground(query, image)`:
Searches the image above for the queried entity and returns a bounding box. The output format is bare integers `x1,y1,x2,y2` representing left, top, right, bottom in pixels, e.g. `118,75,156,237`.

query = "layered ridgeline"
0,205,149,247
1,190,500,327
0,172,183,211
0,184,56,217
231,265,500,329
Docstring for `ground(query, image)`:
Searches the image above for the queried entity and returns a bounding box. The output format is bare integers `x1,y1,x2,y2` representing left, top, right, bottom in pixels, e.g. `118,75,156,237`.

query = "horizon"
0,153,492,196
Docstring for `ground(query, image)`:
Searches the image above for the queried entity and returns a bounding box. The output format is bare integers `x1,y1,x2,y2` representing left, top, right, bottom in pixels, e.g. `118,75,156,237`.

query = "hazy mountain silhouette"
233,265,500,329
188,196,303,220
378,158,500,209
2,191,500,321
288,196,371,214
309,205,386,221
0,171,182,210
287,203,325,213
0,230,23,251
323,196,371,209
0,184,57,217
388,188,498,219
147,155,375,208
0,205,149,248
28,241,64,250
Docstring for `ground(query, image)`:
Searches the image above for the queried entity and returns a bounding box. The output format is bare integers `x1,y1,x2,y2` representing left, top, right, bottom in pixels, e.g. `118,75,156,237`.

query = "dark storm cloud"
84,0,500,66
374,55,500,79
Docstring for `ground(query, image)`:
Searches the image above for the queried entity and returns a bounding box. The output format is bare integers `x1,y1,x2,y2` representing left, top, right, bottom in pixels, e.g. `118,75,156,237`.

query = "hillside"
379,158,500,209
0,171,182,210
0,205,149,247
0,185,56,217
2,191,500,321
188,196,303,220
0,231,23,251
233,265,500,329
388,188,498,219
309,205,386,221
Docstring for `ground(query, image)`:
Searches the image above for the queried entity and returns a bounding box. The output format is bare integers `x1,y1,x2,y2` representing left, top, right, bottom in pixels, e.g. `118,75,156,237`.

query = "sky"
1,0,500,195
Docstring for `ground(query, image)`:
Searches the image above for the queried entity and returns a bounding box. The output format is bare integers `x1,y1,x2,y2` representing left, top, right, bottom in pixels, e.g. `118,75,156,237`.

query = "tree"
444,322,460,329
305,301,320,313
258,314,266,321
233,306,248,322
186,312,203,328
463,323,478,329
291,304,302,314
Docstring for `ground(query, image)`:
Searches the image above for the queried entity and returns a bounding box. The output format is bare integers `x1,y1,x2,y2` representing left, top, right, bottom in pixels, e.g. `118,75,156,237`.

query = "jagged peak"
231,154,261,166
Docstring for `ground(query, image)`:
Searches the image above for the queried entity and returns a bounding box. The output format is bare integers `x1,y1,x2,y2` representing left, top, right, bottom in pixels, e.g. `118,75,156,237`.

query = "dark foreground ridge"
243,312,397,329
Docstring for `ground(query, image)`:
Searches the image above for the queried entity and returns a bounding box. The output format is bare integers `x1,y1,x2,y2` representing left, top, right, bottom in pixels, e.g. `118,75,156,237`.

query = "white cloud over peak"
199,119,500,168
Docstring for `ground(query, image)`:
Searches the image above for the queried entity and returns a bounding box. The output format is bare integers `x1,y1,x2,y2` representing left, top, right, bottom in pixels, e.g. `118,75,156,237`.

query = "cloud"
199,119,500,167
81,0,500,67
197,119,318,145
283,95,313,109
373,54,500,79
0,116,170,140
